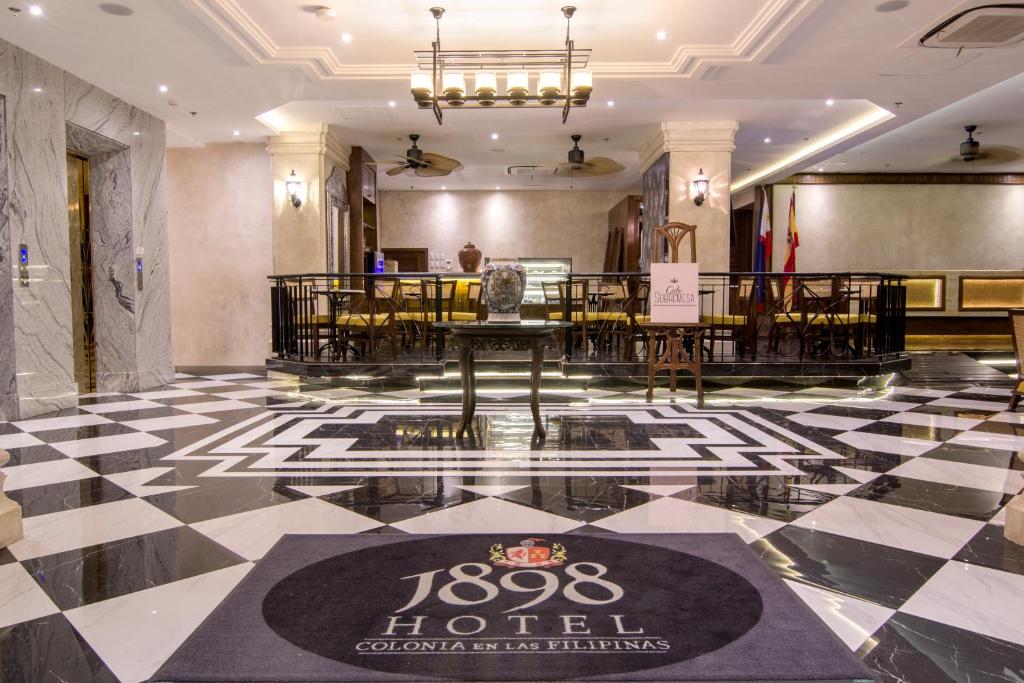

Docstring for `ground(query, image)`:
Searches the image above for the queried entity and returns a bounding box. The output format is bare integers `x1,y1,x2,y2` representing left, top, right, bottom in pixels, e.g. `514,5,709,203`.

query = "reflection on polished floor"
1,364,1023,682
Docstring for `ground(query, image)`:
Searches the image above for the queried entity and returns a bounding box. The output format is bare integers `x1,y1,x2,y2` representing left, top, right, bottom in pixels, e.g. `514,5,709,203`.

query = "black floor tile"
7,478,133,518
0,614,119,683
953,524,1024,576
919,442,1020,469
753,525,945,608
143,477,306,524
21,527,246,610
848,474,1011,521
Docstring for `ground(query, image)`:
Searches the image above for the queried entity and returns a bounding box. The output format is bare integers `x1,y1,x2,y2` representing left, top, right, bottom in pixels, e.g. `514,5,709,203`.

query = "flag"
753,186,772,308
781,187,799,303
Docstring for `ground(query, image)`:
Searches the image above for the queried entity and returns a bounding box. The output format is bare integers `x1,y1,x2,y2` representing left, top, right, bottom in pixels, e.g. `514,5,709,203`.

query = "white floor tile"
960,386,1012,397
241,380,301,390
831,466,882,485
104,467,195,497
51,432,166,458
619,484,696,497
451,483,531,497
0,432,44,450
190,498,382,560
739,399,824,413
990,505,1007,526
285,484,362,497
710,387,789,398
392,497,583,535
64,563,252,683
888,457,1024,495
890,387,954,399
0,563,60,629
928,397,1009,412
835,398,921,412
784,579,894,650
989,412,1024,425
169,380,235,389
787,413,874,431
176,399,262,414
900,561,1024,646
792,496,983,559
12,413,112,433
1,458,98,491
209,389,283,400
947,430,1024,452
788,483,861,496
201,373,263,380
80,400,168,415
834,431,939,457
591,498,784,543
120,414,218,432
8,498,183,560
881,412,984,431
128,389,204,400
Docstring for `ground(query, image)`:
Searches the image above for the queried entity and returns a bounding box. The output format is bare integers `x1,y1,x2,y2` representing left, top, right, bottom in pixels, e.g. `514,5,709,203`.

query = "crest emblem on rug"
489,538,567,568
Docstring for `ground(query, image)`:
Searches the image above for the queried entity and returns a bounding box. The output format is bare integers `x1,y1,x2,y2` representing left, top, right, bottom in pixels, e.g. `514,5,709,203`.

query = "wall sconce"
691,168,709,207
285,170,303,208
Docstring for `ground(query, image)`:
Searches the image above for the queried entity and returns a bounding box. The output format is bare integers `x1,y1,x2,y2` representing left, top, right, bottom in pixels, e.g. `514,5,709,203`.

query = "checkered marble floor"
2,366,1023,682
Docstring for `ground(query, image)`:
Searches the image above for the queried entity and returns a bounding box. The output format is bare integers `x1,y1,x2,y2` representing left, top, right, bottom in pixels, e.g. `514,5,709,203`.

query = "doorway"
66,153,97,393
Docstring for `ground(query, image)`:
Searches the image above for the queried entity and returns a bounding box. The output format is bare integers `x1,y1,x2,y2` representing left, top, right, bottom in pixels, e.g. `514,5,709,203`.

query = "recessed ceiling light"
441,185,447,190
490,132,499,140
656,30,667,40
388,100,396,108
132,131,140,136
232,130,240,136
607,100,615,107
158,85,168,93
817,167,824,172
28,5,42,16
825,98,835,106
495,186,501,190
340,32,352,43
32,87,42,93
763,137,772,144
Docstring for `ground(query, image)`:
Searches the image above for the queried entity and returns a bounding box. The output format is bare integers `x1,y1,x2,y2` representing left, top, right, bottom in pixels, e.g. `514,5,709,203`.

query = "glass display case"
519,257,572,304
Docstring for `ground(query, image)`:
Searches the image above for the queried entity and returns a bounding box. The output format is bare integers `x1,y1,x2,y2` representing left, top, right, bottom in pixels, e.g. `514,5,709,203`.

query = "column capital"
640,121,738,171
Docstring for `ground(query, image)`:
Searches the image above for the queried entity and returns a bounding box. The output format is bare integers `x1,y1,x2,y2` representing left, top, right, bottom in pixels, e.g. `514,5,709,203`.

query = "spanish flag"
782,188,799,301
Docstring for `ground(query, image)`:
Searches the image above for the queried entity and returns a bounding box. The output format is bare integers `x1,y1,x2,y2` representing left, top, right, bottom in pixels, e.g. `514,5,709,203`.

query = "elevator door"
67,153,96,393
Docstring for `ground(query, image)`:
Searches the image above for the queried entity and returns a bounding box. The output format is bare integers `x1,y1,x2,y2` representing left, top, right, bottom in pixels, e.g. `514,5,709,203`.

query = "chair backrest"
653,222,698,264
558,281,587,311
1011,309,1024,375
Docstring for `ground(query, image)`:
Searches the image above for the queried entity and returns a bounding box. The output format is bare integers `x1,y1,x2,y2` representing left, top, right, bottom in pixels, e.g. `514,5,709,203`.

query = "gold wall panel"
904,277,945,311
959,277,1024,311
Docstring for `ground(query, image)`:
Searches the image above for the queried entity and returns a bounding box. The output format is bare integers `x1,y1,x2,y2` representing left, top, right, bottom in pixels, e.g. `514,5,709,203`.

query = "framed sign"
650,263,699,323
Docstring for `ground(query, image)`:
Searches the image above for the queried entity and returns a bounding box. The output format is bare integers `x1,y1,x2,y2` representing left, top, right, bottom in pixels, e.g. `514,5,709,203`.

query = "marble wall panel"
0,97,14,420
0,38,172,416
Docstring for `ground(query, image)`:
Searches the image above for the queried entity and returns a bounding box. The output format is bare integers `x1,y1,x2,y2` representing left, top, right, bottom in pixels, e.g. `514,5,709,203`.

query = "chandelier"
410,6,593,125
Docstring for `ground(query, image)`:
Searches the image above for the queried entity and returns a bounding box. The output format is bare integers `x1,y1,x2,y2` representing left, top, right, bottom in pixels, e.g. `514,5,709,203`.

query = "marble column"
0,450,24,548
640,121,738,271
267,125,350,274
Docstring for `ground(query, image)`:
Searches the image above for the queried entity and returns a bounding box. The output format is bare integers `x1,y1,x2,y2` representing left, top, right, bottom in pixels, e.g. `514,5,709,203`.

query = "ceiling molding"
266,129,331,156
640,121,740,171
181,0,823,81
783,172,1024,185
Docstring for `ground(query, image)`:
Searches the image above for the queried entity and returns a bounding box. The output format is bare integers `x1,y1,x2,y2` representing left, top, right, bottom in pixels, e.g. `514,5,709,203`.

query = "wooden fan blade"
975,145,1024,164
558,157,624,177
414,165,450,177
420,152,462,172
385,165,409,176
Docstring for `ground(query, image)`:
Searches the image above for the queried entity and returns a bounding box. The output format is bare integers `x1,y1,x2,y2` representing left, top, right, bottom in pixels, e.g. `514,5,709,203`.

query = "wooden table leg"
457,342,474,437
530,341,546,438
467,348,477,423
646,332,656,402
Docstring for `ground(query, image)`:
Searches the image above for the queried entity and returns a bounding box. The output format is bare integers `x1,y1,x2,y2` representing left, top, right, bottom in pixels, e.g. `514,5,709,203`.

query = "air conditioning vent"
507,165,558,176
920,4,1024,48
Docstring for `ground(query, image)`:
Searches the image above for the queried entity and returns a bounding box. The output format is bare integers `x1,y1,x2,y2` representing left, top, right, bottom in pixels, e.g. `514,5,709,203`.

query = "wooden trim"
904,275,946,312
958,275,1024,312
782,173,1024,185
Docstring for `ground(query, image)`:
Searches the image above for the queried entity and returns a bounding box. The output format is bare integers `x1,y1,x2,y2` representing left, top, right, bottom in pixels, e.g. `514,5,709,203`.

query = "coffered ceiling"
2,0,1023,191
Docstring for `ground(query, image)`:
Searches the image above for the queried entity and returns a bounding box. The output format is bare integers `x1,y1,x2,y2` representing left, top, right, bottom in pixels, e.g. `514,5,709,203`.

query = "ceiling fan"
381,134,462,177
951,124,1022,165
557,134,624,177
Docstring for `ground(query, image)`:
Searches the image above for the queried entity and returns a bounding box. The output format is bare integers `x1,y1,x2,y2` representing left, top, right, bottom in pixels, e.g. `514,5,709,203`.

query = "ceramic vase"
458,243,482,272
481,258,526,321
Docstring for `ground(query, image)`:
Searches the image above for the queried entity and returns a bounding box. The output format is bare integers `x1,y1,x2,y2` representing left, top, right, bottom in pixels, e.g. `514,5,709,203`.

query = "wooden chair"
653,222,697,264
450,281,482,322
336,280,401,357
544,280,588,352
1010,309,1024,411
701,277,757,359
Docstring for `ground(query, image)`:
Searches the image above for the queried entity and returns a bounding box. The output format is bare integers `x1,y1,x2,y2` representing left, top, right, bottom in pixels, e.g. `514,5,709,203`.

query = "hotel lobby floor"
1,365,1022,682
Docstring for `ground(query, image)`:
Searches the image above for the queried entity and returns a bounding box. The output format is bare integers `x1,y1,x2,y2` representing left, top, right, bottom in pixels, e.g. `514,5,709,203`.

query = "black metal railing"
268,272,906,365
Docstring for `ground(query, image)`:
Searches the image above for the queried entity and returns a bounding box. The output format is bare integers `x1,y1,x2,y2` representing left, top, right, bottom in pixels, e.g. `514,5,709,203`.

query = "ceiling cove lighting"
730,106,895,193
409,6,592,125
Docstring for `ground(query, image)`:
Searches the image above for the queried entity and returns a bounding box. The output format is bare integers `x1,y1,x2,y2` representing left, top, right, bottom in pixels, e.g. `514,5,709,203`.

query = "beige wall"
771,183,1024,271
379,190,635,272
167,144,273,366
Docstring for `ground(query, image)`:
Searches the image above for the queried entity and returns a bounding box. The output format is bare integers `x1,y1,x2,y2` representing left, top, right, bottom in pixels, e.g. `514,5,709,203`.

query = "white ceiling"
2,0,1023,191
